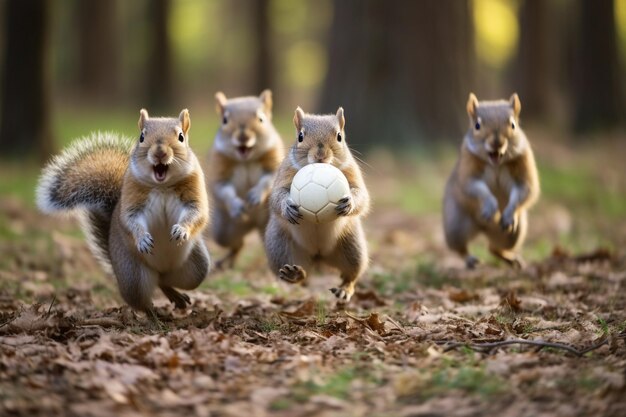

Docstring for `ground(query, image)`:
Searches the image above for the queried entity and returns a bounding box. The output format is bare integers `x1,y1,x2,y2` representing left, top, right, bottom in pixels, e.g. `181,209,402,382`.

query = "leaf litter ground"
1,143,626,417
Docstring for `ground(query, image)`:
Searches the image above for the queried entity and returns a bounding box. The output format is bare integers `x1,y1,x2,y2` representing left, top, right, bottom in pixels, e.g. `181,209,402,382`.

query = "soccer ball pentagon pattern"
290,163,351,224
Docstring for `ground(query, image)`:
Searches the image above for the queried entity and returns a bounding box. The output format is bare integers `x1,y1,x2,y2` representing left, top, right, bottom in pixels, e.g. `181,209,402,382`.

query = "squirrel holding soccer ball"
207,90,284,268
443,93,540,269
264,107,370,302
37,109,211,313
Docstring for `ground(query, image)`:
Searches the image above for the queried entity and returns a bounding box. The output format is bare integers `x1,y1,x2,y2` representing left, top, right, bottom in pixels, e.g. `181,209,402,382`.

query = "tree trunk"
572,0,622,132
251,0,272,93
0,0,53,160
145,0,173,111
514,0,552,122
320,0,474,148
75,0,120,102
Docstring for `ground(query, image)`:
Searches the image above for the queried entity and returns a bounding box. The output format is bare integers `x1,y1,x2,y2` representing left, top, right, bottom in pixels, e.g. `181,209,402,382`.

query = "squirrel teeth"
153,163,168,182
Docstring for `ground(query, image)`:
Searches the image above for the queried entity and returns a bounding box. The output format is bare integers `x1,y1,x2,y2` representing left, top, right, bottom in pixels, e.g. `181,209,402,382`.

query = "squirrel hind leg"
160,240,211,290
214,246,242,271
326,223,368,303
115,262,158,313
160,286,191,309
109,227,157,312
489,247,525,270
465,255,480,269
278,264,307,285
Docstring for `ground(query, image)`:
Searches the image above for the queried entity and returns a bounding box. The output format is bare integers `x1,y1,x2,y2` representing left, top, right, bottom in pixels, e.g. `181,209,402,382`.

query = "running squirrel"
443,93,540,268
264,107,370,301
36,109,211,312
207,90,284,268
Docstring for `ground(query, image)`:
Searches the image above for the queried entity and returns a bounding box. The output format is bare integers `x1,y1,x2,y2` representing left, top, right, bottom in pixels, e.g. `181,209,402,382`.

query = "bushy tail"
36,132,132,273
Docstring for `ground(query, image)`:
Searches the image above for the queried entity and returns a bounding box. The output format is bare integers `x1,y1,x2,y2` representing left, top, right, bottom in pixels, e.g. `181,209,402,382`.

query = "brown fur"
264,107,370,302
207,90,284,268
444,93,540,268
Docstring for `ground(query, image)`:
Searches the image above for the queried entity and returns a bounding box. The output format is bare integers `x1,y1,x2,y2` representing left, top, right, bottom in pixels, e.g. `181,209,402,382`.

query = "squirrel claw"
480,201,498,222
336,195,353,216
247,187,266,207
500,213,518,234
170,224,189,244
228,198,246,219
284,202,302,225
330,287,353,302
279,264,306,284
137,233,154,254
161,286,191,309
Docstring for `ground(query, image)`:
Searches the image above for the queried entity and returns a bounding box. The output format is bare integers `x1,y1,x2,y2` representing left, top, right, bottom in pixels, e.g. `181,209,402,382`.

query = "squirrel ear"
139,109,149,130
466,93,478,119
510,93,521,117
259,89,273,114
179,109,190,135
293,107,305,131
336,107,345,130
215,92,227,115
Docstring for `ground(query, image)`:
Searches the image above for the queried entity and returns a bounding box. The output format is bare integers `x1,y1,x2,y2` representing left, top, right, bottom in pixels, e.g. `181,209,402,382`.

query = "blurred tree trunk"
251,0,272,93
76,0,119,101
514,0,553,122
145,0,173,111
0,0,53,159
572,0,622,132
320,0,473,148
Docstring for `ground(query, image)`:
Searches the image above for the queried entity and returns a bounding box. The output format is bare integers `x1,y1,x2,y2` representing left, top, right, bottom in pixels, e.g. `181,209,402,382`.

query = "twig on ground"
437,337,609,357
344,311,383,340
80,317,124,328
384,315,407,334
46,296,56,317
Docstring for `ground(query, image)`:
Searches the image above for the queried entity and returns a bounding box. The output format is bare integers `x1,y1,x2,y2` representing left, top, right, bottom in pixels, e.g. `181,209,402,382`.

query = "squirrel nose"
154,149,167,160
237,133,250,145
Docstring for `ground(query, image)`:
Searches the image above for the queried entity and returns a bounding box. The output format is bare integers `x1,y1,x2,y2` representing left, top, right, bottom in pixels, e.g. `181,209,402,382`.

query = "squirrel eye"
222,116,228,125
139,132,144,143
475,122,481,130
511,121,516,130
298,131,304,142
259,117,264,123
178,132,185,142
337,132,342,142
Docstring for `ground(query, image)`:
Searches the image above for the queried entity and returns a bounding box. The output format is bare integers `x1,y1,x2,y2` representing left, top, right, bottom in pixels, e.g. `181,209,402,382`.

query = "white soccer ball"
290,163,351,224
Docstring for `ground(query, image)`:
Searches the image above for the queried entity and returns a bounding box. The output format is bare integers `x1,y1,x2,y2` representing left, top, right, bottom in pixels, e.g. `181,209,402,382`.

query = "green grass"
399,361,507,402
427,365,505,397
291,366,381,401
203,274,253,296
540,165,626,218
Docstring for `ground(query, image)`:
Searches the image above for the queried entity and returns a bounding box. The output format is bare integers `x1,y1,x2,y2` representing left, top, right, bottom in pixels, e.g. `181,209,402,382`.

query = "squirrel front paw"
500,210,518,233
247,184,267,207
282,197,302,224
480,199,498,222
336,195,354,216
137,233,154,254
170,224,190,244
228,197,246,219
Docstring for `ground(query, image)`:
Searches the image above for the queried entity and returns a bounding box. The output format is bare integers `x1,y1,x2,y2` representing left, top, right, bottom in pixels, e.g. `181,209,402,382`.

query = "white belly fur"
141,190,193,272
231,162,268,225
232,163,263,197
290,217,349,257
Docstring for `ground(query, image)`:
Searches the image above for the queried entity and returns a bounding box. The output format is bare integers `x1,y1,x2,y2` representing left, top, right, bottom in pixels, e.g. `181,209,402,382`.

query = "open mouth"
237,146,251,159
153,163,168,182
488,151,503,165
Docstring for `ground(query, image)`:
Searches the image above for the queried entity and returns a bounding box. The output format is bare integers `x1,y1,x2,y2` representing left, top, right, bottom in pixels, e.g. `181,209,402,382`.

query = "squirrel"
207,89,284,268
443,93,540,269
264,107,370,302
36,109,211,313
